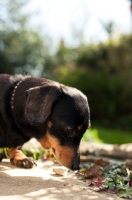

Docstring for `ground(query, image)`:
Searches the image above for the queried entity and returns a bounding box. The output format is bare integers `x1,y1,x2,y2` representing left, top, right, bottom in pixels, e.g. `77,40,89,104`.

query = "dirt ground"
0,159,122,200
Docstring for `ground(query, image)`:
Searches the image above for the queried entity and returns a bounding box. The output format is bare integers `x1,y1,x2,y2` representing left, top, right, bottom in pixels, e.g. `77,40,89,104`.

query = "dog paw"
8,148,37,169
10,157,37,168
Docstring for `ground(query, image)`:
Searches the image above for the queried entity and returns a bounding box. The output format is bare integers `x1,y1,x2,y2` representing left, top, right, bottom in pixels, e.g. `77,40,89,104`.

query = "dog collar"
11,80,23,110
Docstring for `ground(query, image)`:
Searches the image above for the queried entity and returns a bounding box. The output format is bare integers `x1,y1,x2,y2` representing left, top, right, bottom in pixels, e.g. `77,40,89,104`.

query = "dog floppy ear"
25,85,62,125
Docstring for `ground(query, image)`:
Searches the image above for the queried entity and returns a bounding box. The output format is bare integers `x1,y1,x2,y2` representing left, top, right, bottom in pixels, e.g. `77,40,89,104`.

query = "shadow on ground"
0,160,121,200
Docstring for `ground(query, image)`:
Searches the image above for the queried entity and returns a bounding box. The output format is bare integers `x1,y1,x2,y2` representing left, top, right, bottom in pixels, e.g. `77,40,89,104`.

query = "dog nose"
71,151,80,170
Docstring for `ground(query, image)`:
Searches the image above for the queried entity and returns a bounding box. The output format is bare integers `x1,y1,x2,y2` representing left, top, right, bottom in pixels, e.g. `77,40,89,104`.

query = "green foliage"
0,148,55,161
55,35,132,131
82,128,102,143
83,127,132,144
75,34,132,73
78,159,132,199
1,0,29,30
0,0,51,76
97,127,132,144
0,29,45,74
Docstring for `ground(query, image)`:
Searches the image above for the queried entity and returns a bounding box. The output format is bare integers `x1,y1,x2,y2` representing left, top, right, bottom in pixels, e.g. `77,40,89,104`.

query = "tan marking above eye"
47,121,53,128
77,125,82,131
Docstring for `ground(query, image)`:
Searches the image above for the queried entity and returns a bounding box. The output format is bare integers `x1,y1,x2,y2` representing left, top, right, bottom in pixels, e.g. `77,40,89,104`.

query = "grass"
83,127,132,144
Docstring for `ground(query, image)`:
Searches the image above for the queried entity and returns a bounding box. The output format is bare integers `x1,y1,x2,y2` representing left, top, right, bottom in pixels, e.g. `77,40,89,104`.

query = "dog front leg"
8,147,36,168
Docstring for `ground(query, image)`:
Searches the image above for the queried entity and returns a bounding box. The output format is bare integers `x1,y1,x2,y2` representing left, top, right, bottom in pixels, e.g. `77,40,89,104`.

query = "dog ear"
25,85,62,125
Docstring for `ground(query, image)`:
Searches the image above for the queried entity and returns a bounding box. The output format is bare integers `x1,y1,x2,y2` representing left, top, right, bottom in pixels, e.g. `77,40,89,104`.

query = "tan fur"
8,148,35,168
38,132,75,168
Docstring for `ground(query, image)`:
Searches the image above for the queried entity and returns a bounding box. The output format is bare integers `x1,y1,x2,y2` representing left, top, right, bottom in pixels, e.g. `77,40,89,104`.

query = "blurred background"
1,0,132,144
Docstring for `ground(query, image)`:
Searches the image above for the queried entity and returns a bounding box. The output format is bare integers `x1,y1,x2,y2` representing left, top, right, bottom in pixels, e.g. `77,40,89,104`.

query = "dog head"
25,82,90,170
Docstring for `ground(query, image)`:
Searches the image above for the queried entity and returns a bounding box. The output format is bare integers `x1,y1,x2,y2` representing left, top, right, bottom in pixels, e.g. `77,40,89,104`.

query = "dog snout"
71,151,80,170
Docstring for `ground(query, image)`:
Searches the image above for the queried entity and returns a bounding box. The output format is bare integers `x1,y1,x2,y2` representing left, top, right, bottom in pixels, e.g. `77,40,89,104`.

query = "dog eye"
66,127,75,133
66,127,76,138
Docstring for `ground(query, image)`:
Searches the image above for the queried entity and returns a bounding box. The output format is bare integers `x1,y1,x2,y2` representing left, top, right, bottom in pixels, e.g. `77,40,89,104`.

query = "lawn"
83,127,132,144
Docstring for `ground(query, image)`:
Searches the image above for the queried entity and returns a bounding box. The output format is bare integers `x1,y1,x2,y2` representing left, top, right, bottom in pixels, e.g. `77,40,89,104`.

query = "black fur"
0,74,90,169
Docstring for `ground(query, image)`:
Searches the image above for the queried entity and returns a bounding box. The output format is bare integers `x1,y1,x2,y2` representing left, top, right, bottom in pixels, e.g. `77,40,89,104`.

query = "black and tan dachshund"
0,74,90,170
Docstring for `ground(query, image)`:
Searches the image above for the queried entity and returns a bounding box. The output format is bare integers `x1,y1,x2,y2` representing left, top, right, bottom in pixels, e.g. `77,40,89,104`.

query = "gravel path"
0,159,122,200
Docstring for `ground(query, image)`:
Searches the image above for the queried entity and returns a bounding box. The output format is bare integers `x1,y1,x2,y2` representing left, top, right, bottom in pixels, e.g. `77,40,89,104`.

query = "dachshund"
0,74,90,170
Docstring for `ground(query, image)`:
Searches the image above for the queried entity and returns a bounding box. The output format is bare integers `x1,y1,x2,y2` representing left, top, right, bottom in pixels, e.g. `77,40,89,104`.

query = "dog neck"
11,80,23,110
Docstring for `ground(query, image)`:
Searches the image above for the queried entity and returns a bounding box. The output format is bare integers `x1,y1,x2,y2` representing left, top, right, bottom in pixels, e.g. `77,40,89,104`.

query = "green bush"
56,61,132,131
83,127,132,144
